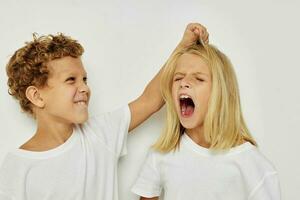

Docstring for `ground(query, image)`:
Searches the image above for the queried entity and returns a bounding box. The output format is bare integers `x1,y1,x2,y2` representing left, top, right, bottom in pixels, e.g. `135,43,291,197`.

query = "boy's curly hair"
6,33,84,115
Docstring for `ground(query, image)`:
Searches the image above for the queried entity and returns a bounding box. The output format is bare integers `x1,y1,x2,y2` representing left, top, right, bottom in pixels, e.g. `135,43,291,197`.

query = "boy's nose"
79,84,90,93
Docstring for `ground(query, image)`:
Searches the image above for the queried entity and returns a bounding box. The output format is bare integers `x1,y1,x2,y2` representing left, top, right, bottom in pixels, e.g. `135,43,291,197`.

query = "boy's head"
6,33,90,124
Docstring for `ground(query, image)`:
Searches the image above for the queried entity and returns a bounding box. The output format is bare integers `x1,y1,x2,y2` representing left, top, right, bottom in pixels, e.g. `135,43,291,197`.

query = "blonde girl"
132,43,281,200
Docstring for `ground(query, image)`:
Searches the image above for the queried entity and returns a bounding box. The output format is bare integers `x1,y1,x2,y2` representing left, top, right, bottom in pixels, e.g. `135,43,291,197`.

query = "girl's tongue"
180,98,195,117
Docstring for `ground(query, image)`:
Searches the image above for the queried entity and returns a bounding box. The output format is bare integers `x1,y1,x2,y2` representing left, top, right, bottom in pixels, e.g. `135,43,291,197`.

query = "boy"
0,23,208,200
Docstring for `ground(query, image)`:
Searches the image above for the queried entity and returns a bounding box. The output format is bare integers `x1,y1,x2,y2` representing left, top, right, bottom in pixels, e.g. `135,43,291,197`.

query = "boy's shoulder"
19,137,40,151
19,134,65,152
0,151,31,186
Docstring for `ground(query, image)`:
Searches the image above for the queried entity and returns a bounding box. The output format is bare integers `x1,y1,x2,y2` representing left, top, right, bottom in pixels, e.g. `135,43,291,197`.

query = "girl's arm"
128,23,209,132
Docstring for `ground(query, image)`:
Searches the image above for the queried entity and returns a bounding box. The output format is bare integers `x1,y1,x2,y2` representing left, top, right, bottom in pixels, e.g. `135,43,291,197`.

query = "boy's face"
39,56,90,124
172,53,211,131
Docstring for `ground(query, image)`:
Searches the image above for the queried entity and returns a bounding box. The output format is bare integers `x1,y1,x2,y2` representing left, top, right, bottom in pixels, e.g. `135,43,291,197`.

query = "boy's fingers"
185,23,209,44
199,33,209,44
204,33,209,42
205,38,209,44
193,28,200,35
195,23,207,34
188,23,206,33
197,31,207,41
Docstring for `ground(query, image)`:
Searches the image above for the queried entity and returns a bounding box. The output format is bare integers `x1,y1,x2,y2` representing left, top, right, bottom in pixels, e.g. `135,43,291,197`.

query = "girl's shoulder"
229,144,277,173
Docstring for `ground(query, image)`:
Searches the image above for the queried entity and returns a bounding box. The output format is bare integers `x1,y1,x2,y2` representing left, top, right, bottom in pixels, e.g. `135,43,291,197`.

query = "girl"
131,43,281,200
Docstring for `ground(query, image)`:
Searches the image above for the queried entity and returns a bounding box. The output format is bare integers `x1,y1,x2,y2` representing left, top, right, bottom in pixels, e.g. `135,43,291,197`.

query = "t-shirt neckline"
12,125,79,159
181,132,254,157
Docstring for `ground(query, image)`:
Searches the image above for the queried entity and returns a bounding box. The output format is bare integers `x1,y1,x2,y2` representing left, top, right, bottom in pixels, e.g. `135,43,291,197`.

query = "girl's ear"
25,86,45,108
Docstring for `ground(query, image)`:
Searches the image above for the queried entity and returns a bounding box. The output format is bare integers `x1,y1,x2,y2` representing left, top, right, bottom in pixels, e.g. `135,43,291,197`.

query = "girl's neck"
185,126,211,148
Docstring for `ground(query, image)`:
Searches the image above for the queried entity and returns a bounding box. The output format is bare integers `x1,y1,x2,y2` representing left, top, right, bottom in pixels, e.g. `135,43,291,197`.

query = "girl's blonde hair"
153,44,257,152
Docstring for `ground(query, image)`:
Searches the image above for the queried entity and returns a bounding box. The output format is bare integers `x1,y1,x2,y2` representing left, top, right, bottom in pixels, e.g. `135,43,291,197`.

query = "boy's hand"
178,23,209,48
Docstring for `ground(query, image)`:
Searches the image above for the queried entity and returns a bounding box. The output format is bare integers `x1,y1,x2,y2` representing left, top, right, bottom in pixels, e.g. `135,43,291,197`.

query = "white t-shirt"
0,105,131,200
132,133,281,200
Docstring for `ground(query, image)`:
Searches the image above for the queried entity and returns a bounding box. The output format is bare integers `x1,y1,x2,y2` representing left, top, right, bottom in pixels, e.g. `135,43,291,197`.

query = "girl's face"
172,53,212,131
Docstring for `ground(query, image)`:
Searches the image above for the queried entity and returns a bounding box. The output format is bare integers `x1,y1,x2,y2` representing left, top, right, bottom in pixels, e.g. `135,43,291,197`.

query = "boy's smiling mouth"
74,97,88,107
75,101,87,106
179,94,195,117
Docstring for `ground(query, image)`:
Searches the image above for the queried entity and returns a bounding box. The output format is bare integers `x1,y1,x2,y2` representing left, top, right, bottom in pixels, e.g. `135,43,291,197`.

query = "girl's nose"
180,78,191,88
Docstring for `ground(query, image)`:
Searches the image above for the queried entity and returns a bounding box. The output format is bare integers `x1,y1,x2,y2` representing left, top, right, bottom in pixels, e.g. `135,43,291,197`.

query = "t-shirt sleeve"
248,172,281,200
131,151,162,198
87,105,131,158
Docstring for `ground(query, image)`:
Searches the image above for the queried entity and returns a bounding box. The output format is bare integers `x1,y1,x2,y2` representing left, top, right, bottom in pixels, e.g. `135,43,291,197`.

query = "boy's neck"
35,122,73,143
20,119,74,152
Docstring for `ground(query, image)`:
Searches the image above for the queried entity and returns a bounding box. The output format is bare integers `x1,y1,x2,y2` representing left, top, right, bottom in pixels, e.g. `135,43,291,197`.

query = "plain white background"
0,0,299,199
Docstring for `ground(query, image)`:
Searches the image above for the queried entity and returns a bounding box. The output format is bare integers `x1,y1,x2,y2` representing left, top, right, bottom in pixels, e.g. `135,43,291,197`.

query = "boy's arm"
128,23,209,132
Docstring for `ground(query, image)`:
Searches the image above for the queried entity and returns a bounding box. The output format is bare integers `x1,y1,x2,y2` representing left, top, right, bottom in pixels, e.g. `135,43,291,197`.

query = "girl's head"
154,44,256,152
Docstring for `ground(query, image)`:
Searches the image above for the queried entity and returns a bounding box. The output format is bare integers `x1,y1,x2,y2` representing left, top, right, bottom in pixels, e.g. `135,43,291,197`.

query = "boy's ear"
25,86,45,108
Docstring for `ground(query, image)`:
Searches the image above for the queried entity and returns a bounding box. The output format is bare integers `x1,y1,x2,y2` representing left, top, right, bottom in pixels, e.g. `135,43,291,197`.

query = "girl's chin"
179,121,198,130
179,118,203,131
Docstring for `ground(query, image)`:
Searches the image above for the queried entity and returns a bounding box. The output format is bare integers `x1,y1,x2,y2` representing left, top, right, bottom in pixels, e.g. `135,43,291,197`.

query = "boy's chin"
73,115,89,124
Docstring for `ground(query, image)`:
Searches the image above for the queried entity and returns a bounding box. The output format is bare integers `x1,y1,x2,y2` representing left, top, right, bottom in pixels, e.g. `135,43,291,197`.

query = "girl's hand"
178,23,209,48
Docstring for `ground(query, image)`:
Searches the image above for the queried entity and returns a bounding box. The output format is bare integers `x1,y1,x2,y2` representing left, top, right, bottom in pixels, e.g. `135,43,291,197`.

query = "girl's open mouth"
179,95,195,117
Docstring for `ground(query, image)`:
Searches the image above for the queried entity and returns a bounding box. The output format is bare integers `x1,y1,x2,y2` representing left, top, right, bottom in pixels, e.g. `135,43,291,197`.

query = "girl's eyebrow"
174,72,185,76
194,72,209,77
174,72,209,77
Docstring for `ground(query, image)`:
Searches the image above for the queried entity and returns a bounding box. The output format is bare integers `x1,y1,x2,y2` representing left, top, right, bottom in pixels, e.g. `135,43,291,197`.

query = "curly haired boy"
0,24,208,200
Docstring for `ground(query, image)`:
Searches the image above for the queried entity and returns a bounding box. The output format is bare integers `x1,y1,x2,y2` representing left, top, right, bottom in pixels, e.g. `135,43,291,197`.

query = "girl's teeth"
179,94,191,99
180,95,190,99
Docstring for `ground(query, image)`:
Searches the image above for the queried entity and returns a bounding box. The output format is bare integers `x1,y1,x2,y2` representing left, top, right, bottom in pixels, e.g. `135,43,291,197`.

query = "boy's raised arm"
128,23,209,132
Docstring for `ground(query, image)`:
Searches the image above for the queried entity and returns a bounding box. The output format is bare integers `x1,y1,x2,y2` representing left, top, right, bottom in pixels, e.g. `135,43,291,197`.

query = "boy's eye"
66,77,76,82
83,77,88,83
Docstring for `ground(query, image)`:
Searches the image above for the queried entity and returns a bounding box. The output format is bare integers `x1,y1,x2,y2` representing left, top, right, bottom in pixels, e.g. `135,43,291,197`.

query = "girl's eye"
196,78,204,82
174,77,182,81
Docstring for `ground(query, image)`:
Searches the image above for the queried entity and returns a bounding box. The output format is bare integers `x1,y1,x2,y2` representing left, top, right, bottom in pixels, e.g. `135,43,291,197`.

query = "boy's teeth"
76,101,86,105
